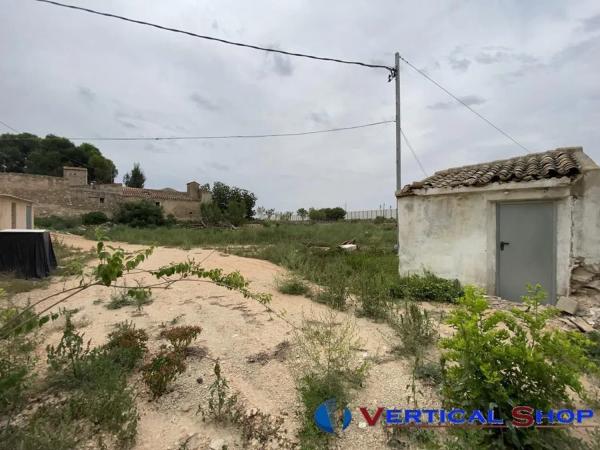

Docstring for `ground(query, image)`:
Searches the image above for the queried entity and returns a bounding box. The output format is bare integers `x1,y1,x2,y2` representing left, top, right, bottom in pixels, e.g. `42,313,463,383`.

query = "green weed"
275,273,310,296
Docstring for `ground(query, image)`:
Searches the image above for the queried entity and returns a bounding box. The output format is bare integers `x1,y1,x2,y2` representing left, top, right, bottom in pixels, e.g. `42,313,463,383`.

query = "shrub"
391,270,463,302
81,211,108,225
200,359,241,423
106,287,152,311
46,314,91,380
34,214,81,230
440,285,593,448
275,273,310,296
353,271,394,320
142,351,186,398
104,321,148,371
390,302,436,357
114,200,166,228
312,265,351,310
226,199,246,227
160,325,202,354
294,312,369,448
414,360,443,385
200,202,224,226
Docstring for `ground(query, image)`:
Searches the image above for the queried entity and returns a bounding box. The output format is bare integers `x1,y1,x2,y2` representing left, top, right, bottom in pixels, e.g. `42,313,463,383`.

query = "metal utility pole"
395,52,401,192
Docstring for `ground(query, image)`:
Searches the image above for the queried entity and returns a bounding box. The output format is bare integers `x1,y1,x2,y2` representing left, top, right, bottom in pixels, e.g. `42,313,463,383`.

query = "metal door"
497,202,556,303
11,202,16,229
26,205,32,229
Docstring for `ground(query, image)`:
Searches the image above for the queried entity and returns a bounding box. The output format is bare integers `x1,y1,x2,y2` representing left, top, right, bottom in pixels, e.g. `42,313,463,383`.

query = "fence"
275,207,397,222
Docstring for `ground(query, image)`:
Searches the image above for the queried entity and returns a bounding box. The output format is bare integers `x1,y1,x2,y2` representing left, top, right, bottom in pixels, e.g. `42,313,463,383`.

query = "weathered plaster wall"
0,197,33,229
572,169,600,265
397,179,574,298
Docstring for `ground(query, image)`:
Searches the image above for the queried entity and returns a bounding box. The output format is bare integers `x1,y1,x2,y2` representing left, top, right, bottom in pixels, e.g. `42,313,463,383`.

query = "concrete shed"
0,194,34,230
396,147,600,304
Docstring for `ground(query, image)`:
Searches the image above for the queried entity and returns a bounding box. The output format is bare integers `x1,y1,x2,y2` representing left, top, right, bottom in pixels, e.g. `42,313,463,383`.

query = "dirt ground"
5,234,483,449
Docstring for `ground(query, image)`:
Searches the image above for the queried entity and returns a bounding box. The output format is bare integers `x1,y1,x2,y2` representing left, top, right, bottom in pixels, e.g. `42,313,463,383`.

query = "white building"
396,147,600,304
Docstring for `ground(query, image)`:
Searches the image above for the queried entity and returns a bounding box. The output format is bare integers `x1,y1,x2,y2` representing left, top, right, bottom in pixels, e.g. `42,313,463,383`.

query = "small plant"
390,270,463,302
200,359,241,423
415,360,442,385
313,269,350,310
46,314,91,379
353,271,394,320
142,351,186,398
275,273,310,296
160,325,202,354
106,286,152,310
104,321,148,371
390,302,436,357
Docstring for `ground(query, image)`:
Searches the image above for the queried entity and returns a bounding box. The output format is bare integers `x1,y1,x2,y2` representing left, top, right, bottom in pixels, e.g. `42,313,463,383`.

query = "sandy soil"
12,233,455,449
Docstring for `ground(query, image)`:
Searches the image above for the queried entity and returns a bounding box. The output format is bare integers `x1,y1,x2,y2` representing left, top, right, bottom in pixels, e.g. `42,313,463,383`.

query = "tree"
114,200,164,227
200,202,223,226
210,181,257,219
265,209,275,220
0,133,117,182
226,199,246,227
123,163,146,188
308,207,346,221
297,208,308,221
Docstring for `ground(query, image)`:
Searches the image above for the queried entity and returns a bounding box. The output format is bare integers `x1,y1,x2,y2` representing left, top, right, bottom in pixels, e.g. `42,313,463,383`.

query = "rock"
196,377,203,384
586,280,600,292
358,421,368,429
180,404,192,413
556,297,579,315
209,439,226,450
572,267,595,284
568,316,594,333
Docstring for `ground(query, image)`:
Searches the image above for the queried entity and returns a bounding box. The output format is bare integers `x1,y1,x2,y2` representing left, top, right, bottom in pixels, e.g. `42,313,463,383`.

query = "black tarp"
0,231,57,278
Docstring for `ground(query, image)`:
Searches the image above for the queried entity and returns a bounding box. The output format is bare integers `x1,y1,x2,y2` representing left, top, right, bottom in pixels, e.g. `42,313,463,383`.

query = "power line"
398,56,531,153
0,120,18,133
0,119,395,141
401,129,428,178
33,0,395,79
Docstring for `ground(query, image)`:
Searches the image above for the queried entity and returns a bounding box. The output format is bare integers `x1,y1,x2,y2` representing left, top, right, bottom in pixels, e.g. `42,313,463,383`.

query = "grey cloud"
582,13,600,32
207,161,230,171
189,93,220,112
211,20,219,30
428,95,486,110
77,86,95,105
552,37,600,66
475,49,538,65
270,52,294,76
448,56,471,72
308,111,330,125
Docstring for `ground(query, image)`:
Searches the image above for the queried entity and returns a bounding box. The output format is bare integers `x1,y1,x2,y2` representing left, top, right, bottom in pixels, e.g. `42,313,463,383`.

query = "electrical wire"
401,129,428,178
0,120,18,132
33,0,395,79
0,120,395,141
398,56,531,153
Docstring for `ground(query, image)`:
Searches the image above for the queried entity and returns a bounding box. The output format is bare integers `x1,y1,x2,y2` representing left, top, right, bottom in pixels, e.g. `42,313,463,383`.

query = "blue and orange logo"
314,399,352,434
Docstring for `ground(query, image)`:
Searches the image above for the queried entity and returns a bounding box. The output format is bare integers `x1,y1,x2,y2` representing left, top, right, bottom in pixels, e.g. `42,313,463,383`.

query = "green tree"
114,200,164,227
123,163,146,188
210,181,256,219
226,200,246,227
200,202,223,226
0,133,116,182
297,208,308,221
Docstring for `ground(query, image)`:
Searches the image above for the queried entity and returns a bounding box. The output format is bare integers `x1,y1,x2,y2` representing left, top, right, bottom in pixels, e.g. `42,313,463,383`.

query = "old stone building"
0,166,211,220
397,147,600,305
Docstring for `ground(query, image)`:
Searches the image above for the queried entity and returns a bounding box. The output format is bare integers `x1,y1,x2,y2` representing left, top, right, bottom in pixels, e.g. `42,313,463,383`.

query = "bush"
114,200,166,228
440,285,593,448
353,271,394,320
160,325,202,354
81,211,108,225
275,274,310,296
142,351,186,398
200,202,224,226
104,321,148,371
106,287,152,310
391,270,463,302
390,302,436,357
35,215,81,230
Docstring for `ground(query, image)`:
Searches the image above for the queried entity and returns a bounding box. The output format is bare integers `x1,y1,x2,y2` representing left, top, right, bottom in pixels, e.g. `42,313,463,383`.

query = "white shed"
396,147,600,304
0,194,34,230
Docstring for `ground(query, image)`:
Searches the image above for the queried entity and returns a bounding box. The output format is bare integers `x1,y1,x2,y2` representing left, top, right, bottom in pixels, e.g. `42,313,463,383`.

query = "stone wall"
0,172,209,220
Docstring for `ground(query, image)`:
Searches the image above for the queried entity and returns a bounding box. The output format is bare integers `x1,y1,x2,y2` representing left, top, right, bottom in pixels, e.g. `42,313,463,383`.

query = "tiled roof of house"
400,147,582,195
122,187,192,201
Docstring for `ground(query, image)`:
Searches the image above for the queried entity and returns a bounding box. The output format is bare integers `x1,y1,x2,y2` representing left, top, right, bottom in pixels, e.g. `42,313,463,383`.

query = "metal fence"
277,207,397,222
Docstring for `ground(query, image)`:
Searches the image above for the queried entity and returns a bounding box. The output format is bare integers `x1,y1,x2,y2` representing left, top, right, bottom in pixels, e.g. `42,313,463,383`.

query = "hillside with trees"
0,133,117,183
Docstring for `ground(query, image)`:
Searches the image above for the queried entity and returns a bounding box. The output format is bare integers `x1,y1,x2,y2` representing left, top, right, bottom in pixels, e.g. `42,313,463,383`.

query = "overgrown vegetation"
275,273,310,296
440,285,593,449
391,270,463,303
114,200,174,228
106,286,153,310
81,210,108,225
160,325,202,354
142,351,186,399
293,312,369,449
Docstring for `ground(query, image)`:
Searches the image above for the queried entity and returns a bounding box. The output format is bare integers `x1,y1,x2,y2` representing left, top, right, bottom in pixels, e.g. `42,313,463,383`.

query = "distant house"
0,167,211,221
396,147,600,304
0,194,34,229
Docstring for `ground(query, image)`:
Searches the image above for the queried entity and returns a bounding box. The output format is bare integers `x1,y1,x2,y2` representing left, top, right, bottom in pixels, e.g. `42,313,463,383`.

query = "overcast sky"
2,1,600,211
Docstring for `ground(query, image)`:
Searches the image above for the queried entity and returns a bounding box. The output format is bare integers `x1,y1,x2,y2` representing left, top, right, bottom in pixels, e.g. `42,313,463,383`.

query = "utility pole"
395,52,401,192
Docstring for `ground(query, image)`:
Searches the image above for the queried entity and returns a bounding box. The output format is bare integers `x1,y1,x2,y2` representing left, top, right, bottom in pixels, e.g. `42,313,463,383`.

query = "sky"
1,0,600,212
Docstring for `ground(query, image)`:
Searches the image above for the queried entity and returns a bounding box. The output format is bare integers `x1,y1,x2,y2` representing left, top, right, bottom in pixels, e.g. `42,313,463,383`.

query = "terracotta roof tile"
400,147,582,195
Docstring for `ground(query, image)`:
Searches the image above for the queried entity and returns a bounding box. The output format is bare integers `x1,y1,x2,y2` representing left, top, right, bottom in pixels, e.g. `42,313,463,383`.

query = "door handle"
500,241,510,251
